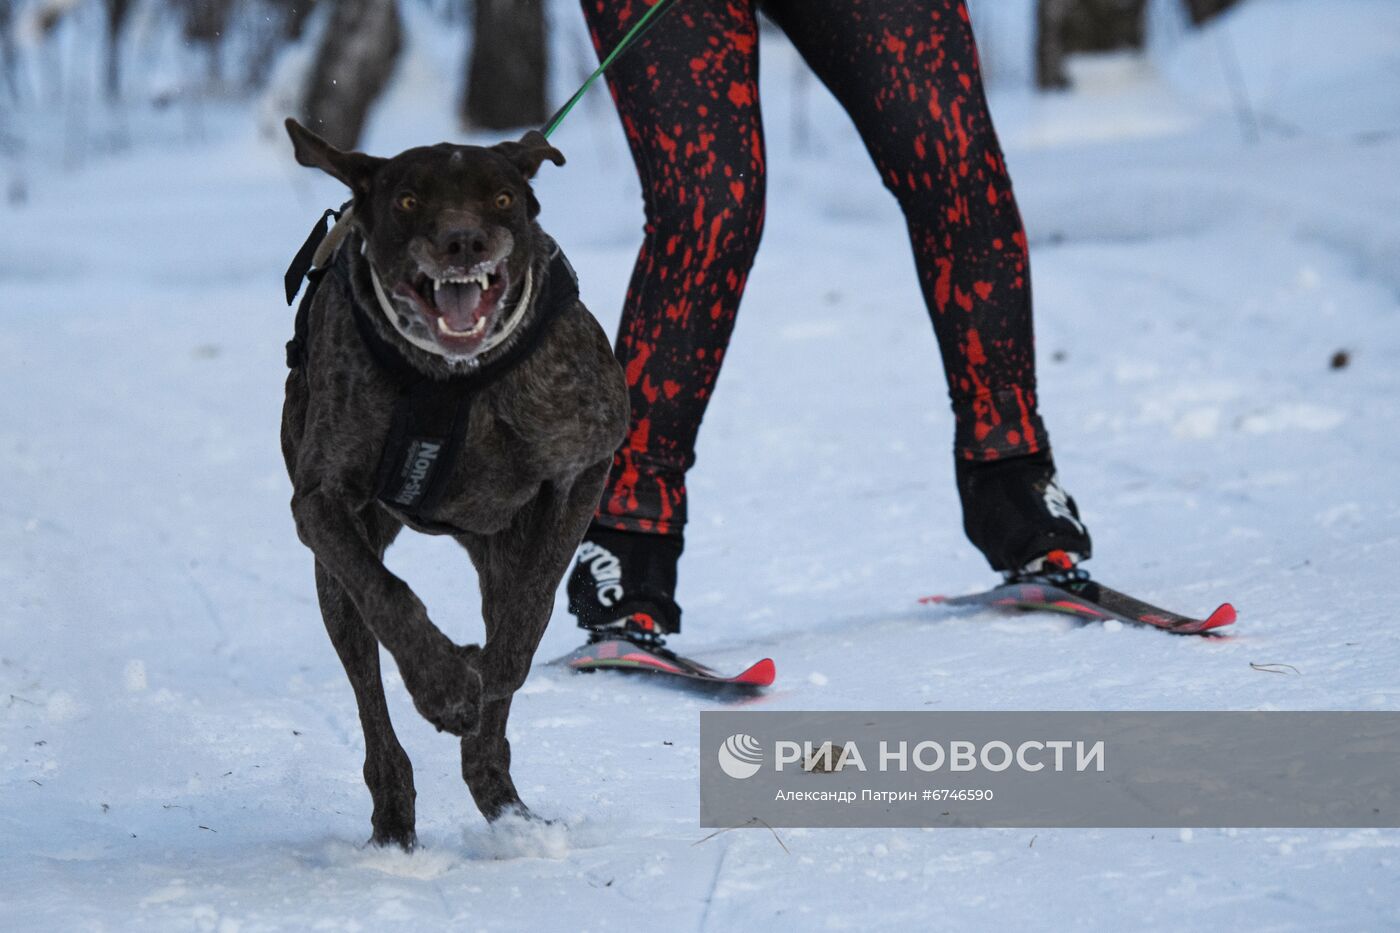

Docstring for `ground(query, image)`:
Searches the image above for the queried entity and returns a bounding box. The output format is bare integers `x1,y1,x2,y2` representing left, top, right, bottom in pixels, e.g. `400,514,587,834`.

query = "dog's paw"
405,642,484,737
367,827,418,852
489,801,555,826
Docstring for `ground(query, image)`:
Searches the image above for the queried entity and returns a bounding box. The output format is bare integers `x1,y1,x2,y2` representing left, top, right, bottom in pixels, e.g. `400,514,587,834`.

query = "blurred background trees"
1035,0,1241,89
463,0,546,131
0,0,1247,170
0,0,20,103
302,0,402,148
1183,0,1241,24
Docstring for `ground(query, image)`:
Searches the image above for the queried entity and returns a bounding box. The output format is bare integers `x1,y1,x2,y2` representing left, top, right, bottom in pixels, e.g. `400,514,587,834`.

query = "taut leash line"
541,0,684,139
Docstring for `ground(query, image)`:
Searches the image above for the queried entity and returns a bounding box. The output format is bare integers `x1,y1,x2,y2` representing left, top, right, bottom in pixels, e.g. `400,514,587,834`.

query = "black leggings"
583,0,1047,537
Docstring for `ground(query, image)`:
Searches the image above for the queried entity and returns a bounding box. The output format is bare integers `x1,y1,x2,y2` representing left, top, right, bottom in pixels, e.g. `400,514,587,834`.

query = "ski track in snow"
3,1,1399,929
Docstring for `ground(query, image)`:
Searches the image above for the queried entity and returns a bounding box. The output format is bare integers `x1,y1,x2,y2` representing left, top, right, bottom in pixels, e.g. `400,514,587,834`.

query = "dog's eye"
495,191,514,210
397,193,418,212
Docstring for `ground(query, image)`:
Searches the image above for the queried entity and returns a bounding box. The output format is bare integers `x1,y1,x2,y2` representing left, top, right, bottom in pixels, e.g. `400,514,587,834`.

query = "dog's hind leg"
457,460,612,822
315,559,418,850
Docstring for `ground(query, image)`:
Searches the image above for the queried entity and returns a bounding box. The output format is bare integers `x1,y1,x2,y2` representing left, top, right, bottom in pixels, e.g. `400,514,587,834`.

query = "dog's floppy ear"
491,130,565,180
285,118,384,196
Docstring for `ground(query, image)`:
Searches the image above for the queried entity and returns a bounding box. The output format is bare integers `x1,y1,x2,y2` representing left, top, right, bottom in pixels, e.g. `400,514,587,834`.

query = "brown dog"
280,119,627,848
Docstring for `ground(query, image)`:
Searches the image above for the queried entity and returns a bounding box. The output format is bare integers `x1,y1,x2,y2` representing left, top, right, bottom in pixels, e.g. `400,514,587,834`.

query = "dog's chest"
368,379,543,536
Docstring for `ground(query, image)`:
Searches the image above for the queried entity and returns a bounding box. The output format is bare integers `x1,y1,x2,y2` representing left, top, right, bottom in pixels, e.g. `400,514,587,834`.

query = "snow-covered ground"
3,1,1399,929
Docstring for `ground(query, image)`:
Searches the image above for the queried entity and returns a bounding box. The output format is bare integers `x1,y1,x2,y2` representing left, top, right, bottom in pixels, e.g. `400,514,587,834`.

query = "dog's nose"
439,228,491,261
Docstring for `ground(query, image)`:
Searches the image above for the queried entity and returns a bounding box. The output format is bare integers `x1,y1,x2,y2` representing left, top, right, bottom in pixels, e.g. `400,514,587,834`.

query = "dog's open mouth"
392,262,510,348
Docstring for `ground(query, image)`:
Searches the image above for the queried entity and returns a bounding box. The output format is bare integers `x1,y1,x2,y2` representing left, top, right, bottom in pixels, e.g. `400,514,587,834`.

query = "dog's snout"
440,228,491,260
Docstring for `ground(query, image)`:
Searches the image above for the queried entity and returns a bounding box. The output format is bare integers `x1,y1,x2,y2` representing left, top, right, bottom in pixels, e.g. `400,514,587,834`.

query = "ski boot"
567,525,683,649
955,447,1092,580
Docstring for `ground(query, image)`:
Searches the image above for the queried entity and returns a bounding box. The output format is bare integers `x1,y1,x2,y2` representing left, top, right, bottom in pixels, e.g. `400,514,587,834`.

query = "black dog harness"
284,209,578,534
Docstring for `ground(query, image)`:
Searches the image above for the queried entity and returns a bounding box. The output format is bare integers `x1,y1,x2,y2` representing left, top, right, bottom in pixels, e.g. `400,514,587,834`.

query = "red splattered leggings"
584,0,1046,537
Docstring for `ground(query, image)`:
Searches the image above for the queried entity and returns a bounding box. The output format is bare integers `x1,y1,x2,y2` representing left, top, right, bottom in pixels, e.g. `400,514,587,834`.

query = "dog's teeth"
431,272,495,291
437,316,488,338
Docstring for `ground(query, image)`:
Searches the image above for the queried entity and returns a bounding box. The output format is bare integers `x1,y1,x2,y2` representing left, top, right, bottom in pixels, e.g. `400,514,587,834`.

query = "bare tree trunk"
1036,0,1072,90
183,0,234,43
239,0,296,91
1036,0,1148,90
182,0,238,87
103,0,133,102
462,0,547,131
302,0,402,149
281,0,320,40
0,0,18,103
1183,0,1242,25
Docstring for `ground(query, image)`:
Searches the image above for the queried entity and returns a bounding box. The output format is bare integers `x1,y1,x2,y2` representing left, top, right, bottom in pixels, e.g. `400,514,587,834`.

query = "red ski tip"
1202,603,1237,630
734,657,776,687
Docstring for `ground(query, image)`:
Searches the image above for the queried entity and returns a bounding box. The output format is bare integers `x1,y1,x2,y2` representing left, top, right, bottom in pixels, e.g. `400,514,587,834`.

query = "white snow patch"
139,882,189,907
337,841,463,880
1237,404,1346,435
45,690,81,723
1172,408,1222,440
462,813,573,861
1315,504,1362,529
780,320,844,341
124,659,149,692
1322,831,1400,853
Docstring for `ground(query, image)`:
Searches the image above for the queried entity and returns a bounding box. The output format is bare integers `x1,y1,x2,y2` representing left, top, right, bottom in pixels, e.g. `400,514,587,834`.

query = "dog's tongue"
435,282,484,331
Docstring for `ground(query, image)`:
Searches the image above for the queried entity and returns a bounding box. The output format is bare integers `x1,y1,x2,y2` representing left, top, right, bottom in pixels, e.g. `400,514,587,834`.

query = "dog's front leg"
454,547,556,822
293,489,484,737
457,461,612,821
459,695,527,821
315,561,418,849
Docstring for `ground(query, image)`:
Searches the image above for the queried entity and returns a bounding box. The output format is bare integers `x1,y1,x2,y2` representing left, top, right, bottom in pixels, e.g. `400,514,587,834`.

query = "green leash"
541,0,683,139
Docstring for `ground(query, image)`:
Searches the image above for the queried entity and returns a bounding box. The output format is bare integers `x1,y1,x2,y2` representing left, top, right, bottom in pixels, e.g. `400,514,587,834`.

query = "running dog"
280,118,627,848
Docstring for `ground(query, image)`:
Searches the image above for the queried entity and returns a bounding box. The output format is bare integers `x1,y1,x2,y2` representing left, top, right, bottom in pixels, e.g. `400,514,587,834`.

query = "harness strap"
284,203,353,369
283,207,339,306
373,385,474,529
